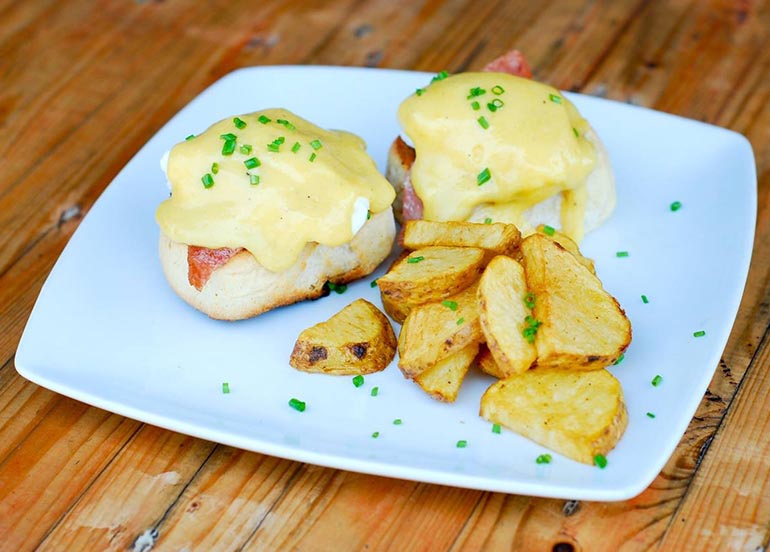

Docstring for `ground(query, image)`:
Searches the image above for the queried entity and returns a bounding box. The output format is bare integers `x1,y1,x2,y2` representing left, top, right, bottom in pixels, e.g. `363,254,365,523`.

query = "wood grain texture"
1,0,769,550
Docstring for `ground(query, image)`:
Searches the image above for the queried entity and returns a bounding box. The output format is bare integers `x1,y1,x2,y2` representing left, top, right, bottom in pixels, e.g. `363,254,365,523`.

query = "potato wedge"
475,345,507,379
415,342,479,402
535,225,595,274
521,234,631,370
398,283,483,378
377,246,484,321
290,299,396,375
403,220,521,256
480,368,628,464
478,255,537,376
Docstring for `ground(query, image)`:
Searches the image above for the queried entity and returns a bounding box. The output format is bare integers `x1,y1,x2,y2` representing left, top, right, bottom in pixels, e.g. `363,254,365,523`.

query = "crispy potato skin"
480,368,628,464
414,342,479,402
403,220,521,256
534,225,595,274
290,299,396,375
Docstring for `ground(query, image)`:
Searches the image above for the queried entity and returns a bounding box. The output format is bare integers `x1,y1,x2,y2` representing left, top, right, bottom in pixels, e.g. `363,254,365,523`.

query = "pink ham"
187,245,243,290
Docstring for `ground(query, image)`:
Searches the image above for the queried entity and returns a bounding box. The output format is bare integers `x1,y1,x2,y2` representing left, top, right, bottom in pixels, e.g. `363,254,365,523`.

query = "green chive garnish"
233,117,247,129
220,132,237,141
484,217,492,224
372,431,380,438
211,162,219,175
613,353,625,365
277,118,295,130
239,144,253,155
222,382,230,394
522,315,541,343
407,256,425,264
641,294,649,304
456,440,468,448
415,88,425,96
646,412,656,419
670,201,682,211
258,115,271,124
573,127,580,138
594,454,608,468
309,152,317,163
693,330,706,337
524,292,536,309
491,85,504,95
536,454,552,464
370,279,378,288
477,168,491,186
291,142,301,153
352,375,364,388
651,375,663,387
185,134,195,141
442,300,458,311
289,398,306,412
487,98,504,112
478,116,489,129
467,87,486,99
431,70,449,82
371,386,379,397
492,423,501,434
549,93,562,104
456,317,465,325
616,251,629,258
471,101,481,110
310,139,323,150
393,418,402,425
366,210,371,220
201,173,214,188
326,282,347,294
244,157,260,169
267,143,279,152
222,140,236,156
542,225,555,236
249,174,260,185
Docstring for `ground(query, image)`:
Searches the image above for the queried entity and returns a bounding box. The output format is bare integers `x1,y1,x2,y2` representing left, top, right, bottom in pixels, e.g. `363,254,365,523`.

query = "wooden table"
2,1,768,549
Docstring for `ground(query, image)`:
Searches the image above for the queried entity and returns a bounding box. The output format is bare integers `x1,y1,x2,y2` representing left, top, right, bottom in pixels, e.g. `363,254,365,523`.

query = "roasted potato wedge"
290,299,396,375
377,246,484,322
521,234,631,370
480,368,628,464
478,255,537,376
403,220,521,256
475,345,507,379
414,342,479,402
398,283,483,378
535,225,595,274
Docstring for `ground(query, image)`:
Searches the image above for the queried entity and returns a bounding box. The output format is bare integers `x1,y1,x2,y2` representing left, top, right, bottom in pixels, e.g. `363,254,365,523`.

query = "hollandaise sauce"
398,73,597,241
156,109,395,272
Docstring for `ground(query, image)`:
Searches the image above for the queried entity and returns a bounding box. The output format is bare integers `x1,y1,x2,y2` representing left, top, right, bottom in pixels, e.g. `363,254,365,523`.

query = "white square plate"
16,66,756,501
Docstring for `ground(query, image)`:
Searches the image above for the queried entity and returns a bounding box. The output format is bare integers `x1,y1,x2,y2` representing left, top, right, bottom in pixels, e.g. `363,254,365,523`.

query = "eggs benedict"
156,108,396,320
387,51,615,243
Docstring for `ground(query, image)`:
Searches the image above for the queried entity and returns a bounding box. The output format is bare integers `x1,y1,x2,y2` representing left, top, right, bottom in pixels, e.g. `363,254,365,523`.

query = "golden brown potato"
475,345,507,379
290,299,396,375
377,246,484,322
414,342,479,402
478,255,537,377
480,368,628,465
535,224,595,274
520,234,631,370
398,283,483,379
402,220,521,256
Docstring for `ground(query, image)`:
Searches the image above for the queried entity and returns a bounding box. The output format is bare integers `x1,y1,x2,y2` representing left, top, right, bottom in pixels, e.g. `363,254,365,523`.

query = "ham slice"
400,49,533,221
187,245,242,290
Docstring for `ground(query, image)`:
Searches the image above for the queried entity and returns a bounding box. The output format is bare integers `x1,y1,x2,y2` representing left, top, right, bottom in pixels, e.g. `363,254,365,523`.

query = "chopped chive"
371,431,380,438
536,454,552,464
616,251,629,258
613,353,625,365
492,423,501,434
415,88,425,96
641,294,649,304
491,85,505,95
471,101,481,111
542,225,556,236
524,292,536,309
366,210,371,220
487,98,504,112
522,315,541,343
309,152,317,162
467,86,486,99
670,201,682,211
233,117,247,129
371,386,379,397
249,174,260,185
352,375,365,388
288,398,306,412
477,167,491,186
441,300,458,311
267,143,280,152
407,255,425,264
220,132,237,141
277,118,296,130
431,70,449,82
275,136,285,145
310,139,323,150
201,173,214,188
370,279,378,288
258,115,271,124
693,330,706,337
291,142,301,153
244,157,260,169
549,93,562,104
651,374,663,387
211,162,219,175
222,382,230,394
477,116,490,129
646,412,656,419
185,134,195,141
456,317,465,325
222,139,236,156
326,281,347,294
484,217,492,224
239,144,253,155
393,418,403,425
456,440,468,448
573,127,580,138
594,454,608,469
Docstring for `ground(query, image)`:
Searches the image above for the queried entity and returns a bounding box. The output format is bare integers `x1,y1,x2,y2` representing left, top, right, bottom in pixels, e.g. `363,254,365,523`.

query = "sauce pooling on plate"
156,109,395,272
399,73,597,241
